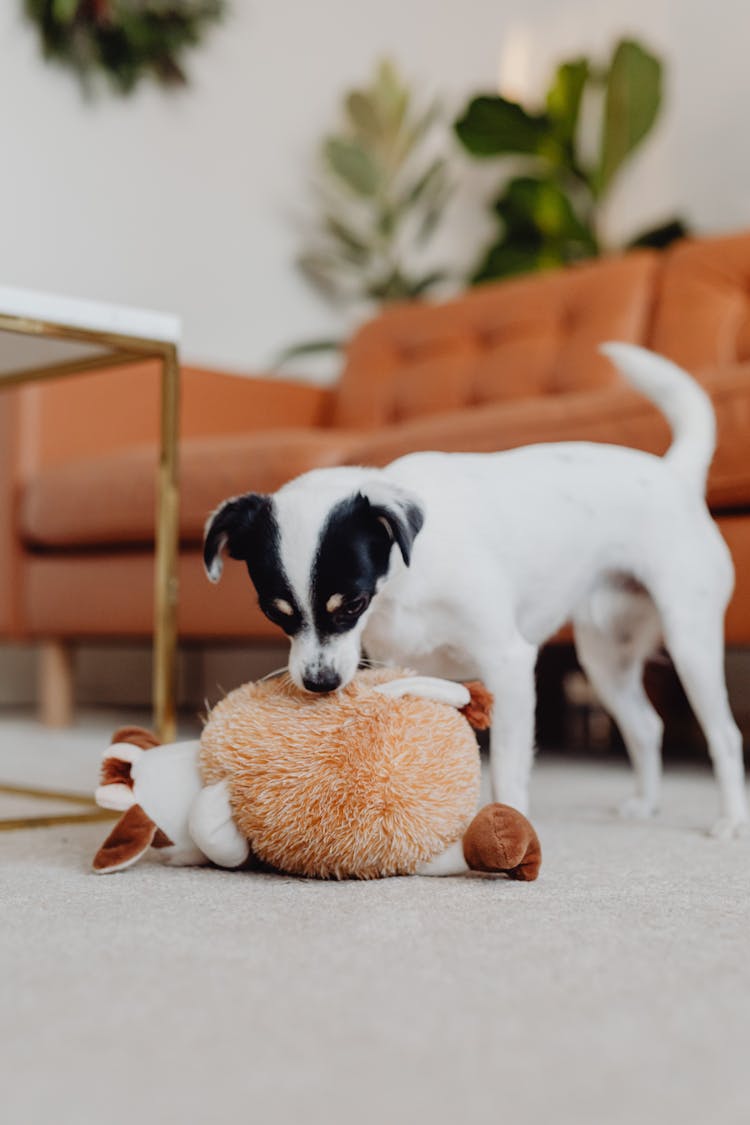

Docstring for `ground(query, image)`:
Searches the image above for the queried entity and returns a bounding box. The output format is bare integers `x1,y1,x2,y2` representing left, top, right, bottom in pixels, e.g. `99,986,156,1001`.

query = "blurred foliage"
289,59,453,359
24,0,225,94
455,38,687,283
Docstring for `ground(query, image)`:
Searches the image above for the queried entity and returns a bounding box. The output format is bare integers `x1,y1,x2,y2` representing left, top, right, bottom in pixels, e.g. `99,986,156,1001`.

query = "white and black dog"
204,343,748,838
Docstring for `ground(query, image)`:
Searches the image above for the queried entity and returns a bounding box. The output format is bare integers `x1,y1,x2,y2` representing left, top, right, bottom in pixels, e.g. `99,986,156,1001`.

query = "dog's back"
380,344,724,646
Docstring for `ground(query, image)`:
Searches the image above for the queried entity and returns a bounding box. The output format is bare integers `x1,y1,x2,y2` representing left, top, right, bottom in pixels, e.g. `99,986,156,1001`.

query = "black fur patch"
204,494,303,635
311,492,422,638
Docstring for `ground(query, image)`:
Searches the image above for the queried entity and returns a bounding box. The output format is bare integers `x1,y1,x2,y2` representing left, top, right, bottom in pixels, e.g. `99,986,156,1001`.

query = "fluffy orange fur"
200,668,481,879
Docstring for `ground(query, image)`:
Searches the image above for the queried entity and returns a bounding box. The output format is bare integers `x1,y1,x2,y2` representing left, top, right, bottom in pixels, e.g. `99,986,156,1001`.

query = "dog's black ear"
358,481,425,567
203,493,269,583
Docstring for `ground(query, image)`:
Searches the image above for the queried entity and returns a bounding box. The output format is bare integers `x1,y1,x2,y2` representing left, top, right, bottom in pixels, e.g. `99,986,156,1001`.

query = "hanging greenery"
24,1,225,95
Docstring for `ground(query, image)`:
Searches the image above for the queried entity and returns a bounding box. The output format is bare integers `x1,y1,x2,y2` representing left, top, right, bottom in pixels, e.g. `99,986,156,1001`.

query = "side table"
0,287,182,744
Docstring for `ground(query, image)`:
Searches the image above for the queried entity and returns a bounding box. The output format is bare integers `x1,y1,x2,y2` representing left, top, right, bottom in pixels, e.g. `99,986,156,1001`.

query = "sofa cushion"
23,519,750,645
21,428,360,549
333,251,658,429
24,550,282,639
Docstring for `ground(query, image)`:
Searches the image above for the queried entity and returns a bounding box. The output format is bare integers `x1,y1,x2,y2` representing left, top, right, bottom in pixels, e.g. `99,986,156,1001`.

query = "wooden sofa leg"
38,641,75,728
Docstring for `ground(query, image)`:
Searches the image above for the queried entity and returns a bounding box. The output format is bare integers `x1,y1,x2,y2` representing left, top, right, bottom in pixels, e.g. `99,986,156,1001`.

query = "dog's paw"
617,795,657,821
708,816,749,841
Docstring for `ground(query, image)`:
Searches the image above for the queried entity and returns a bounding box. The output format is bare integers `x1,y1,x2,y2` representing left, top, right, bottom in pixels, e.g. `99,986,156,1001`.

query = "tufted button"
475,325,504,350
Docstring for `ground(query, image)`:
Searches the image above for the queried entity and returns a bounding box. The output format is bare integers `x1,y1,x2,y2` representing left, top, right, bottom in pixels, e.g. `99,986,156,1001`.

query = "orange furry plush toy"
93,668,541,881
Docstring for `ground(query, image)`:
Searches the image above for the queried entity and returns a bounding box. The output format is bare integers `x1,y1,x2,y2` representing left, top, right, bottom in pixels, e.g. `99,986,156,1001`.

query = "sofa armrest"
21,361,335,472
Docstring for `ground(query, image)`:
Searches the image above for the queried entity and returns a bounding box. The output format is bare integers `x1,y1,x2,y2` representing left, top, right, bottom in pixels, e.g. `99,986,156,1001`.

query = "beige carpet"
2,712,750,1125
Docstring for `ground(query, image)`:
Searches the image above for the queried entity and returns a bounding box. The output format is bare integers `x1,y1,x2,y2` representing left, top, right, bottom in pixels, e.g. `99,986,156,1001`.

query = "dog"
203,343,748,838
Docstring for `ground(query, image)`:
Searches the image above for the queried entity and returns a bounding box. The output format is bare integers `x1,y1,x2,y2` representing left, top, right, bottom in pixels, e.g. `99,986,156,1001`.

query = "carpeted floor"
2,712,750,1125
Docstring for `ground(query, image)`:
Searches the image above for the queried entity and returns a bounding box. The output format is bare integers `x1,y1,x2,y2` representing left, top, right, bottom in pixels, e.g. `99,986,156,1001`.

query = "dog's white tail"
600,342,716,494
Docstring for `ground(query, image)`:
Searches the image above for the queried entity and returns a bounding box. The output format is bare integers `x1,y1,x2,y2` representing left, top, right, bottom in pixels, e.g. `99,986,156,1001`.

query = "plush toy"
92,668,541,881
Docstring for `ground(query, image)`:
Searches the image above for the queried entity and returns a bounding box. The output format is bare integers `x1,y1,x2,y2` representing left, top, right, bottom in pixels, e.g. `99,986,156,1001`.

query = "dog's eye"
260,597,300,635
333,594,369,624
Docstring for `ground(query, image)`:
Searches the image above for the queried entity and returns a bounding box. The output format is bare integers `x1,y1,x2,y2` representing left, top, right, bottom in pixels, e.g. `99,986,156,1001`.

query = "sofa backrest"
651,230,750,376
333,251,658,430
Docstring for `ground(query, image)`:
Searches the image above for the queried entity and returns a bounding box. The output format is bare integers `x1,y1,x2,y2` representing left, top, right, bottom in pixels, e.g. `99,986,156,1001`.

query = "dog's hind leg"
662,611,747,838
652,533,748,838
573,591,663,819
483,635,539,815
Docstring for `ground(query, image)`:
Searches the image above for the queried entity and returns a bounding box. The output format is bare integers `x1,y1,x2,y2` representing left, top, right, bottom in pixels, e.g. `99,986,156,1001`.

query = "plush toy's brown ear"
460,682,494,730
462,803,541,881
110,726,162,750
98,726,162,804
92,805,160,874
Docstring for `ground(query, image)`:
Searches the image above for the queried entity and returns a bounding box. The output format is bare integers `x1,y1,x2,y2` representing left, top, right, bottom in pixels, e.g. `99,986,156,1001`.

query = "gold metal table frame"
0,297,181,830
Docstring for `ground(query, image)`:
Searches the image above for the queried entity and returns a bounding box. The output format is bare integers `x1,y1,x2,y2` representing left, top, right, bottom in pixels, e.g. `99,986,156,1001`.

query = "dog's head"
203,468,424,693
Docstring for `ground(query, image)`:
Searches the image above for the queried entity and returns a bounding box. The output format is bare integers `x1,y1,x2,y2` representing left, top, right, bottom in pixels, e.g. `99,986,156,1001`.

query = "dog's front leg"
481,636,539,815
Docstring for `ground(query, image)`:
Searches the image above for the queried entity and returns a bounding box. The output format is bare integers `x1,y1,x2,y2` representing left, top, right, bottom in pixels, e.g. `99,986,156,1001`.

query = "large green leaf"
373,58,409,135
546,58,589,149
324,137,381,196
597,39,661,196
454,95,552,157
494,176,596,250
473,175,598,283
345,91,382,143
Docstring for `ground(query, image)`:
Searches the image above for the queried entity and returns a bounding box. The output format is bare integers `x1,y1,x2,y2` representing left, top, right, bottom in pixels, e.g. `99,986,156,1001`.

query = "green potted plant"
284,59,453,363
454,38,687,282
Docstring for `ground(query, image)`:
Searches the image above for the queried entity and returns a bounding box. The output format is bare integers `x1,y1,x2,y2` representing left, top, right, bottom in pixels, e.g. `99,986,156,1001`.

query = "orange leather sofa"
3,230,750,712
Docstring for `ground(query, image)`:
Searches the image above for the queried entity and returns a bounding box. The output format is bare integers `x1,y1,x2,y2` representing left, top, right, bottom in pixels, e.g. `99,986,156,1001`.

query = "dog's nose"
302,673,341,694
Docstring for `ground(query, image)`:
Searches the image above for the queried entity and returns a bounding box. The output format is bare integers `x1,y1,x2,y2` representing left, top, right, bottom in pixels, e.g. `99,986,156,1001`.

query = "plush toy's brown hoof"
462,803,541,880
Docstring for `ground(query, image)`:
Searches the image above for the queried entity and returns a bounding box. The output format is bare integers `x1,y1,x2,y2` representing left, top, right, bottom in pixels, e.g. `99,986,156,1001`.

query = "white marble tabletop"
0,286,181,344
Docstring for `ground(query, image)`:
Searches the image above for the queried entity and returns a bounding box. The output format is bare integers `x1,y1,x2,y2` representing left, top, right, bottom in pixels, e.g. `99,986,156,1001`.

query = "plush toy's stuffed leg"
373,676,493,729
188,781,251,869
418,805,541,879
463,804,542,880
374,676,471,709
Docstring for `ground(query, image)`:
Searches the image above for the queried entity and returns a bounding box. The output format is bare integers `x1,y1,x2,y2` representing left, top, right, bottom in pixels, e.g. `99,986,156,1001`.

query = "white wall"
3,1,750,379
